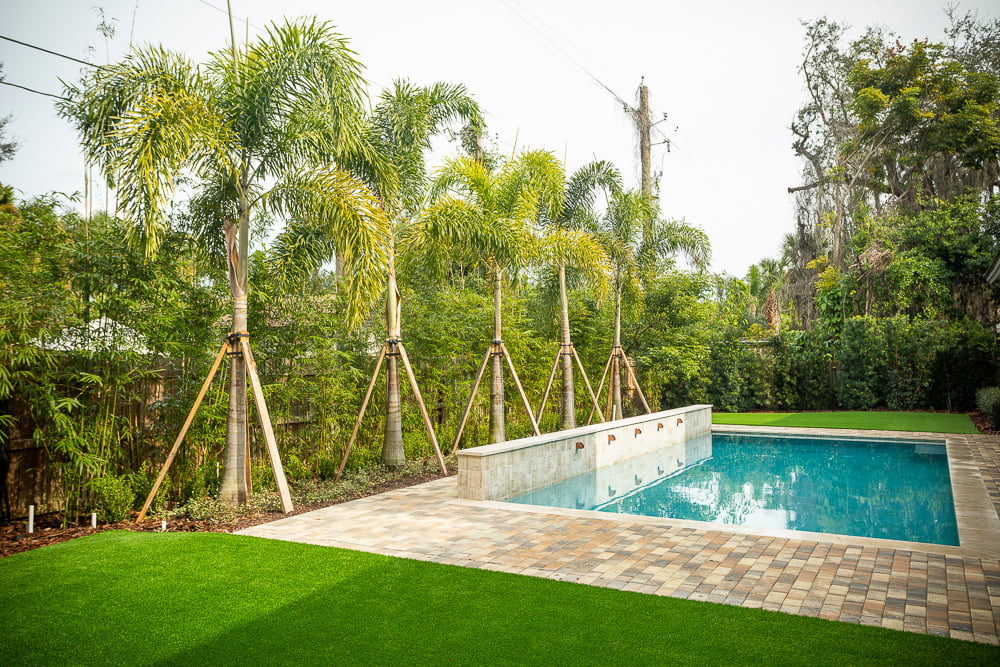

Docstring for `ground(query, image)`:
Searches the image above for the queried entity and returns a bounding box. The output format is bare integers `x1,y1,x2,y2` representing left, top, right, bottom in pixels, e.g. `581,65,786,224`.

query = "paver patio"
240,426,1000,645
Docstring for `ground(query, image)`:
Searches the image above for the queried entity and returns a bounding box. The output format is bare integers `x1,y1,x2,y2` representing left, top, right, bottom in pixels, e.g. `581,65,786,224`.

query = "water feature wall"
457,404,712,501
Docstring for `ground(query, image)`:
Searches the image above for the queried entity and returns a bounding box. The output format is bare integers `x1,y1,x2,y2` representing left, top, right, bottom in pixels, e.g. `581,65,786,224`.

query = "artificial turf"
711,410,980,434
1,531,996,665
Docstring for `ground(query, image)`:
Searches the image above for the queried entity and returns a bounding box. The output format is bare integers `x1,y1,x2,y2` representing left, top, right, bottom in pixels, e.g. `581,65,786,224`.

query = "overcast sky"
1,0,997,277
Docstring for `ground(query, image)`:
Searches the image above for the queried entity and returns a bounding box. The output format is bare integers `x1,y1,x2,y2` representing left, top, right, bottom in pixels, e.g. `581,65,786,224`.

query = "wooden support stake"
241,339,293,514
622,350,652,413
571,347,605,424
501,343,541,436
335,344,387,482
587,350,615,426
245,390,252,496
397,342,448,476
450,345,492,455
605,352,617,421
136,342,228,523
535,344,562,424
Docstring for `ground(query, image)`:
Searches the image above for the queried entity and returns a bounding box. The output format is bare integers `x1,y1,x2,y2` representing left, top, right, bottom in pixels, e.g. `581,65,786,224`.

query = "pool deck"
238,426,1000,645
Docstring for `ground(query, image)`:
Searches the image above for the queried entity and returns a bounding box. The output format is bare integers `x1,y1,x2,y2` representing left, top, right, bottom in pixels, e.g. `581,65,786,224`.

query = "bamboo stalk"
397,342,448,476
571,346,605,423
587,350,615,426
450,345,492,455
535,345,562,424
241,340,293,514
501,343,540,436
335,344,387,482
136,342,227,523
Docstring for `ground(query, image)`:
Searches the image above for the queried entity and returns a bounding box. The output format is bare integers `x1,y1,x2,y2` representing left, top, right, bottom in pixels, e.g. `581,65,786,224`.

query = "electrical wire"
0,34,100,68
501,0,630,101
192,0,265,32
0,79,69,101
478,0,631,110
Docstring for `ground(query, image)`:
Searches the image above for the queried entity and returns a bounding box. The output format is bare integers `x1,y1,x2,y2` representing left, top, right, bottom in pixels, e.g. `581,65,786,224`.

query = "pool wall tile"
457,405,712,501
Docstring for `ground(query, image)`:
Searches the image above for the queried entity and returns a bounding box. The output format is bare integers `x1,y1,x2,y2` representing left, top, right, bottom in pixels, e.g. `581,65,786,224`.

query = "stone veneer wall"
457,404,712,501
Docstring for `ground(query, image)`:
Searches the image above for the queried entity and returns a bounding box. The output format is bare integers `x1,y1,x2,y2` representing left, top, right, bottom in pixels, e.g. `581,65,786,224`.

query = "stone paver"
240,427,1000,645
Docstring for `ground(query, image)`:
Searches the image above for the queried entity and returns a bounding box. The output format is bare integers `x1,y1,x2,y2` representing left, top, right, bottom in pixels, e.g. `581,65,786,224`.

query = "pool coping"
499,425,1000,561
239,424,1000,644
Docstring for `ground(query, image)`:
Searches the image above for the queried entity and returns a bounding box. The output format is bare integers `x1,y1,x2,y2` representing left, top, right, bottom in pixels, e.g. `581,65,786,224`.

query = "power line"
0,79,69,101
0,34,100,68
192,0,265,32
479,0,631,110
502,0,629,99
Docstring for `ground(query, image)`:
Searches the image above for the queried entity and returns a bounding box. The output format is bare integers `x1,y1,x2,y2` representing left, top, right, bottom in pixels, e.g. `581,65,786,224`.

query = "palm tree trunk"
219,307,249,505
612,285,623,421
382,253,405,468
489,267,505,443
383,354,404,468
219,173,250,506
558,263,575,429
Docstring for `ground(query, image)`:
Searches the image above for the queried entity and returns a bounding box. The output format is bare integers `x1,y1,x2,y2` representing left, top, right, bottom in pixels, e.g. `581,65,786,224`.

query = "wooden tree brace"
571,347,605,424
621,349,652,414
136,341,229,523
450,345,492,455
587,350,615,426
335,344,387,482
397,342,448,476
241,339,293,514
500,343,541,437
535,344,562,423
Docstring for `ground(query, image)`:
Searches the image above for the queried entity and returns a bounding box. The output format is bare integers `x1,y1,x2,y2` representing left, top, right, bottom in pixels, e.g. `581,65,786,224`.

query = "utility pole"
624,77,671,240
638,81,651,201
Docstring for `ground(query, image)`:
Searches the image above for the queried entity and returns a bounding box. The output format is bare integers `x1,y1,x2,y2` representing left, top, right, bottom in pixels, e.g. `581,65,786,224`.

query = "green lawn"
712,411,980,434
1,531,995,665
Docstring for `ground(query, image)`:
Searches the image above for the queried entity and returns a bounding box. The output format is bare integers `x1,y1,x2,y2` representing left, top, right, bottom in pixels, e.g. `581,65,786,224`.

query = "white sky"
1,0,997,277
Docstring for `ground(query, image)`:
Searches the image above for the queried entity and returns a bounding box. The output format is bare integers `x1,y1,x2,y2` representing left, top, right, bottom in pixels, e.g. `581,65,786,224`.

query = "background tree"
59,19,391,506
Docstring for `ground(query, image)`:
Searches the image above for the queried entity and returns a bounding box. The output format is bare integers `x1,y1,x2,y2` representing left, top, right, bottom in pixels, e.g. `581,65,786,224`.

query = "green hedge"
704,316,996,413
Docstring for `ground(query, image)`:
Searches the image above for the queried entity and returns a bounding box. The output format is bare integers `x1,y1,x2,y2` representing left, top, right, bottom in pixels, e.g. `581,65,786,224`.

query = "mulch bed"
969,410,998,435
6,414,996,559
1,465,449,559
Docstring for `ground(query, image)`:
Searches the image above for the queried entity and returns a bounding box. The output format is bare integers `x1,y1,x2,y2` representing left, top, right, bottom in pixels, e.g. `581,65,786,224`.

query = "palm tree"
59,19,391,506
368,81,481,468
535,160,619,430
598,191,711,420
413,149,563,444
279,79,481,472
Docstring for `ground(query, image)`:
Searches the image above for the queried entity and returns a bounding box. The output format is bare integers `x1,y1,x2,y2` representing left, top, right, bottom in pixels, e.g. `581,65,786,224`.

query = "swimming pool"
506,432,959,546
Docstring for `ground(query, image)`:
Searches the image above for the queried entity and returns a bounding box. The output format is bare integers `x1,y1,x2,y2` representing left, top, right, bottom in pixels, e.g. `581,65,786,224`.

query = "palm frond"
265,166,390,327
561,159,621,226
537,228,611,298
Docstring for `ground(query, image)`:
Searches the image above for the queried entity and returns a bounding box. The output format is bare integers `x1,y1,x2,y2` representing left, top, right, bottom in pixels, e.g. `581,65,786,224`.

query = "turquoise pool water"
506,433,959,546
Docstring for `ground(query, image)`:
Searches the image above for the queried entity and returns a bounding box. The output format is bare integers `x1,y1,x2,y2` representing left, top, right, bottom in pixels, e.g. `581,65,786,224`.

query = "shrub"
706,338,775,412
282,453,312,483
931,319,997,411
835,318,884,409
129,463,170,515
772,330,836,410
976,386,1000,428
91,475,136,524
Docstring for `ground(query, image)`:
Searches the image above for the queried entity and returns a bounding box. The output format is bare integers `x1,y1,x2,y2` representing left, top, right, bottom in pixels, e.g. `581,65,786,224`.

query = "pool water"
506,432,959,546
